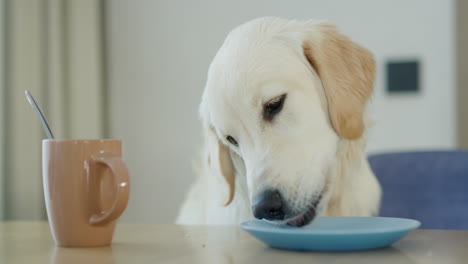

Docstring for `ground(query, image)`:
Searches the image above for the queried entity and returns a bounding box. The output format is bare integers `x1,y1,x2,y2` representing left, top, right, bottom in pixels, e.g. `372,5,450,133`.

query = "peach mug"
42,139,130,247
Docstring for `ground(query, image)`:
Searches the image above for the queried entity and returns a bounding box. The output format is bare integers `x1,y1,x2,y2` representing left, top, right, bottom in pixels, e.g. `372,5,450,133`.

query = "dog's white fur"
177,17,381,225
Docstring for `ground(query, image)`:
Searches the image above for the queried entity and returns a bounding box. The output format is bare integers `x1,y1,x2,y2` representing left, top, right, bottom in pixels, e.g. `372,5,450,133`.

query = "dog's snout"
252,190,285,220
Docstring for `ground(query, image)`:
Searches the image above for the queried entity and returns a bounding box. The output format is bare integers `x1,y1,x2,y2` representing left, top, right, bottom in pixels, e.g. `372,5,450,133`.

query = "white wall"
108,0,456,223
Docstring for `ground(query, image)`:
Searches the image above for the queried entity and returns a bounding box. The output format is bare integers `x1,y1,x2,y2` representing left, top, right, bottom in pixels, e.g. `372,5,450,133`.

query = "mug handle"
87,152,130,225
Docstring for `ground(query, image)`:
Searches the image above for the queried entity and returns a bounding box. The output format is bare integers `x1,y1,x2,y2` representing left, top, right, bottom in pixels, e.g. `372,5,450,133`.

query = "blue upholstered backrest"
368,151,468,230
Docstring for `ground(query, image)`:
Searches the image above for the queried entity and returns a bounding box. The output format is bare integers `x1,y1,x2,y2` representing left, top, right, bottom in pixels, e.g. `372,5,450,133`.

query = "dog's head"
199,18,375,226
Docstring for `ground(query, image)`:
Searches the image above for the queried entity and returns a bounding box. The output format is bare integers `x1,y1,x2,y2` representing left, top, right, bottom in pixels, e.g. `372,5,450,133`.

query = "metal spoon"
25,90,55,139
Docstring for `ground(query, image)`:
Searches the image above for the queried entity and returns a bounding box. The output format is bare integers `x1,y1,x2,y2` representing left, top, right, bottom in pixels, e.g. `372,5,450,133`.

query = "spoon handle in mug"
25,90,55,139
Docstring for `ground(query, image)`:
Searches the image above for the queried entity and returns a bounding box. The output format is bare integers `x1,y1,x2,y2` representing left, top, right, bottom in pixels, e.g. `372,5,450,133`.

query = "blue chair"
368,151,468,230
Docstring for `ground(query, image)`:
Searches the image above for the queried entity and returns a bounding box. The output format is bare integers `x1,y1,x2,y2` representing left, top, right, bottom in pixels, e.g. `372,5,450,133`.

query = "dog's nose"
252,189,285,220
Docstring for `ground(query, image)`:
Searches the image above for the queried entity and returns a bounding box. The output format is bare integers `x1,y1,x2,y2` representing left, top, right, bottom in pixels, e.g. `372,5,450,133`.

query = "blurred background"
0,0,466,223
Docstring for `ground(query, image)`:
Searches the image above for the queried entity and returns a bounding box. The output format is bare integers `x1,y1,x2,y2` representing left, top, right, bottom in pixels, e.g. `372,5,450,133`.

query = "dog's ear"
302,22,376,139
204,124,235,206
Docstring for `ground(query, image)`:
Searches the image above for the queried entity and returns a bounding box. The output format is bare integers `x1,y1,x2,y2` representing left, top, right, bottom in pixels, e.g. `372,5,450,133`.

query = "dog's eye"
226,135,238,146
263,94,286,121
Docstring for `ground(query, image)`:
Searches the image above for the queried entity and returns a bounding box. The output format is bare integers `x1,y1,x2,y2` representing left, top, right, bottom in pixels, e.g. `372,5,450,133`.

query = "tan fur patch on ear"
303,23,375,139
206,125,236,206
217,141,235,206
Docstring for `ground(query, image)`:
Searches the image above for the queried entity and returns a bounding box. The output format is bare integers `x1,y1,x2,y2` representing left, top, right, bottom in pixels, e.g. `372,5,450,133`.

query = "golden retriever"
177,17,381,226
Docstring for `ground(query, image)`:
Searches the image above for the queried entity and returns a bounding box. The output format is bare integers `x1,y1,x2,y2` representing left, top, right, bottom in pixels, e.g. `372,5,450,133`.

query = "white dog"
177,17,381,226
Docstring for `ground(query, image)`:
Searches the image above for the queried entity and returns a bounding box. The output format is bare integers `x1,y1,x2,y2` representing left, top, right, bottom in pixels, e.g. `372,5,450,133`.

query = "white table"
0,222,466,263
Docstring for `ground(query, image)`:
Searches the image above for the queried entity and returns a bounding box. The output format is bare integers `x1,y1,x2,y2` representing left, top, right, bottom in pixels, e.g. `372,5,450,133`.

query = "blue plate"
240,217,421,251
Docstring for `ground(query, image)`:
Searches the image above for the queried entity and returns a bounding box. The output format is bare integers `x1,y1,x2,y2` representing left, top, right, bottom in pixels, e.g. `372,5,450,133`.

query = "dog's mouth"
286,196,322,227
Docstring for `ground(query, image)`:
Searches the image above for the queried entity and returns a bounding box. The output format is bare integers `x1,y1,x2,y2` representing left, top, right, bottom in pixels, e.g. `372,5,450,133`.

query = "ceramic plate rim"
240,217,421,235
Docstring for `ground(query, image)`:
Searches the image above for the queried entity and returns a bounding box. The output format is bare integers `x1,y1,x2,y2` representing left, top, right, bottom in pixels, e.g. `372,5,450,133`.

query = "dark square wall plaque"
386,60,420,93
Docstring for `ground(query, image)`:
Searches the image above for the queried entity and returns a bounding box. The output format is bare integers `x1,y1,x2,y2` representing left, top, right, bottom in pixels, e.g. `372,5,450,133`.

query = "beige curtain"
2,0,107,220
0,0,5,220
